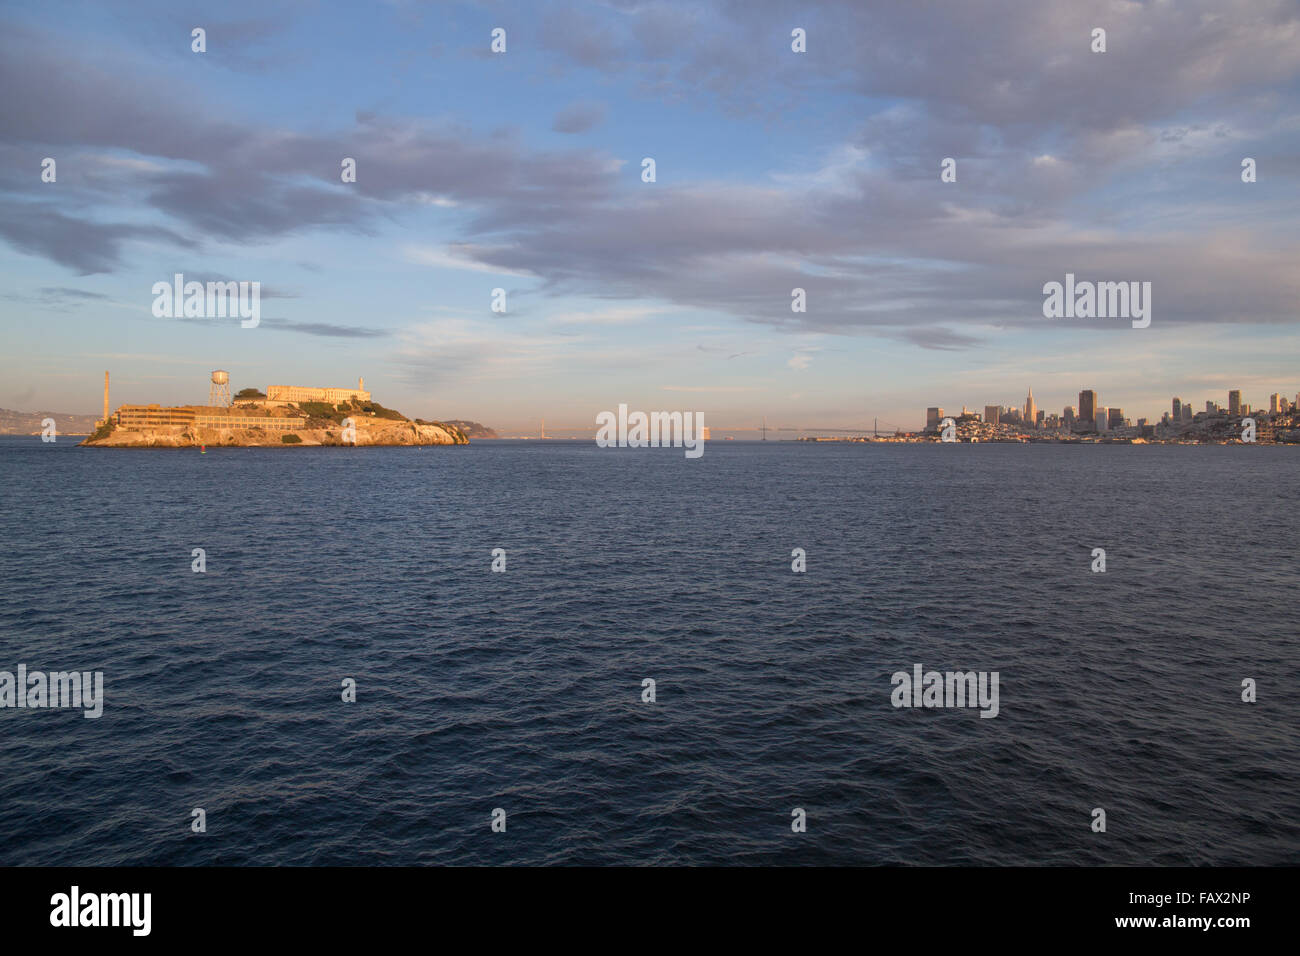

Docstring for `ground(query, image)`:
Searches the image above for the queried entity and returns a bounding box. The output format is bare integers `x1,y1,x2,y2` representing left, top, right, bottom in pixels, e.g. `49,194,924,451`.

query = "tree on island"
235,387,266,400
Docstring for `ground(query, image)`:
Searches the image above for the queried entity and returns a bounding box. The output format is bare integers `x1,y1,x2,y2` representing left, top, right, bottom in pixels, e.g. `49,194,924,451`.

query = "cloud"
168,313,386,338
392,316,579,383
1,286,116,313
552,100,608,134
0,200,197,274
548,305,667,326
2,3,1298,342
403,244,536,277
662,385,758,392
560,0,1300,127
787,352,813,370
78,352,220,365
258,318,388,338
40,287,110,301
900,327,986,351
0,25,621,268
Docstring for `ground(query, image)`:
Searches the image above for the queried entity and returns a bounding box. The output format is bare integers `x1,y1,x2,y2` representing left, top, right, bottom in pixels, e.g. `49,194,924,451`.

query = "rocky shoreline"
81,420,468,448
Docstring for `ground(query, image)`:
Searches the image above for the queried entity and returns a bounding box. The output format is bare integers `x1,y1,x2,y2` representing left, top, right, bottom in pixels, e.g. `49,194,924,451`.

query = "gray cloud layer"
552,100,608,134
1,1,1297,341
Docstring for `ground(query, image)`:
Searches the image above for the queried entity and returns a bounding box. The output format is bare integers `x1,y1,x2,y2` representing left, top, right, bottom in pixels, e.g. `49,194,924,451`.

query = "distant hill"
443,419,498,439
0,407,98,435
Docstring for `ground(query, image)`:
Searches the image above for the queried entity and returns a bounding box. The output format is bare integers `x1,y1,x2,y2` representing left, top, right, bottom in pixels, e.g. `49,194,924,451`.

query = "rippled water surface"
1,437,1296,865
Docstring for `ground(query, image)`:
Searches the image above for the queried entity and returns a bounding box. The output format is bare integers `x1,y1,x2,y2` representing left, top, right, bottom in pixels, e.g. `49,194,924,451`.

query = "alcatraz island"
82,370,471,448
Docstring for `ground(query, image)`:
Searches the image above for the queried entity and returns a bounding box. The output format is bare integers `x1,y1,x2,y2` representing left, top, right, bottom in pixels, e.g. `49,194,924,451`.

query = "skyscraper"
1096,406,1109,433
1024,388,1036,430
1079,390,1097,429
926,407,943,430
1172,397,1182,421
1108,407,1124,429
1228,390,1242,416
1064,406,1075,426
984,405,1000,426
1270,393,1282,414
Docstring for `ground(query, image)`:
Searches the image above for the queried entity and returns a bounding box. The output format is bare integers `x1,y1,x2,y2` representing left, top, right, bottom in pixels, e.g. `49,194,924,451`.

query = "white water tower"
209,369,231,407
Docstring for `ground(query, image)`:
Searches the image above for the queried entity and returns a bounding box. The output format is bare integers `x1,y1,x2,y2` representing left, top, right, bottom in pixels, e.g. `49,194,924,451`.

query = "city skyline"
2,1,1299,431
926,384,1297,433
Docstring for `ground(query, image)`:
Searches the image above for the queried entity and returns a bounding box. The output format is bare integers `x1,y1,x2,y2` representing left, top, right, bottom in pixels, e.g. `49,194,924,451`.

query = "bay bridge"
524,417,906,438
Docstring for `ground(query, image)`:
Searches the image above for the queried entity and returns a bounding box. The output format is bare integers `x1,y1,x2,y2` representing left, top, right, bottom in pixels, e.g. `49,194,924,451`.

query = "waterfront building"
114,405,197,428
115,405,302,431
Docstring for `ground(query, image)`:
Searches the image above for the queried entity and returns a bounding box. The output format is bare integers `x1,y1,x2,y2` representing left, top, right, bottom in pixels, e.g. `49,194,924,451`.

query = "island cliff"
81,396,469,448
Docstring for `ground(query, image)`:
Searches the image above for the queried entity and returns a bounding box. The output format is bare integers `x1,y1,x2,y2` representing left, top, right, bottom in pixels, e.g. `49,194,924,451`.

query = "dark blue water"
1,436,1296,865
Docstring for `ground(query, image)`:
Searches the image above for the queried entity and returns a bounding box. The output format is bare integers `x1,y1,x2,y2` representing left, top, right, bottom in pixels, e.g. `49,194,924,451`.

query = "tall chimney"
103,371,110,424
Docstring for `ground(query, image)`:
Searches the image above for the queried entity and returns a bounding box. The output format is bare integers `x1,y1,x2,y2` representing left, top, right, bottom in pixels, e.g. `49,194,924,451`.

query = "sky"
1,0,1298,432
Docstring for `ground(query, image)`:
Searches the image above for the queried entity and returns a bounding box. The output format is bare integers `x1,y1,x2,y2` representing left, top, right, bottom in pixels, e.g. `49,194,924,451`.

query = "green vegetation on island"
292,398,408,423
